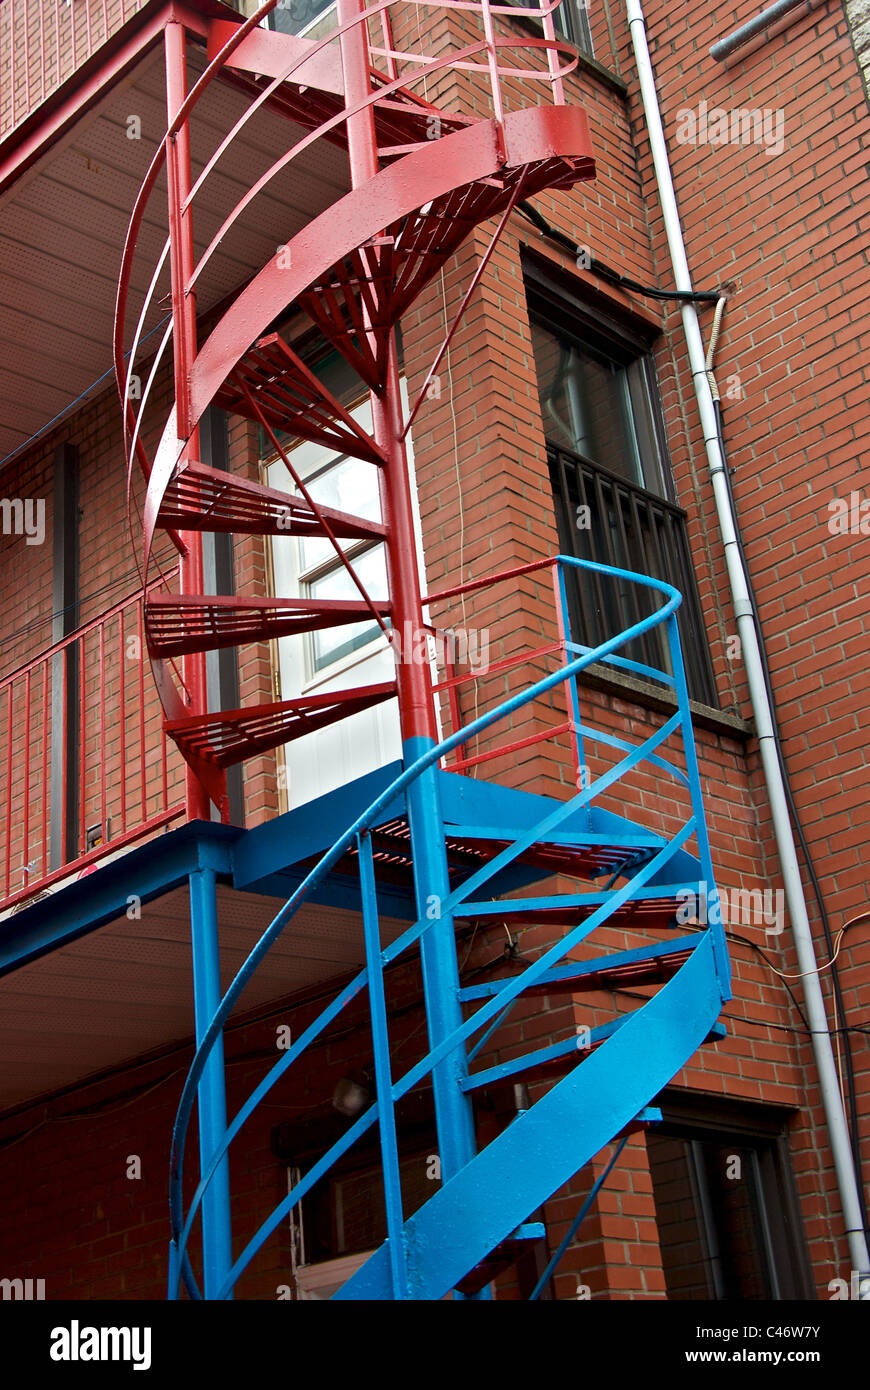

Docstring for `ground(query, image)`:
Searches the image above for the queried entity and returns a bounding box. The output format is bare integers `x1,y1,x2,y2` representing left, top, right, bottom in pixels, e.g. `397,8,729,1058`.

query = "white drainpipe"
626,0,870,1295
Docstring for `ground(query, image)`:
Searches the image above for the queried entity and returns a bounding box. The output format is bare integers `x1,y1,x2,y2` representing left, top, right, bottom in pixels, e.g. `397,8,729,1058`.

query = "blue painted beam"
232,760,406,894
189,864,233,1300
335,934,723,1300
228,862,419,924
0,821,238,978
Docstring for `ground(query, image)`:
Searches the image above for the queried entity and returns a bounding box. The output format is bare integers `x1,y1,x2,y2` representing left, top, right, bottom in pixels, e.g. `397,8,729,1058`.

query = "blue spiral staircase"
166,557,731,1301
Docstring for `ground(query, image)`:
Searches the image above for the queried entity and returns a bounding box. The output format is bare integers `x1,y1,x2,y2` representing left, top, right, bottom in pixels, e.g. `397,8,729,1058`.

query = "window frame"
264,0,337,40
647,1092,815,1301
525,256,718,708
288,439,389,676
502,0,595,59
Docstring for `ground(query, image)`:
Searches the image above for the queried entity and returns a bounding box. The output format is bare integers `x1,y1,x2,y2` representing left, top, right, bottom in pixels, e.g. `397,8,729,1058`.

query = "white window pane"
308,545,389,668
300,457,382,572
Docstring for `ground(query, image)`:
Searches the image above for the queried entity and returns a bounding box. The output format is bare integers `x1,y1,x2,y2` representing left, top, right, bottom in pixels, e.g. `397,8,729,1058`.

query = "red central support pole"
164,20,215,823
336,0,437,743
337,0,481,1295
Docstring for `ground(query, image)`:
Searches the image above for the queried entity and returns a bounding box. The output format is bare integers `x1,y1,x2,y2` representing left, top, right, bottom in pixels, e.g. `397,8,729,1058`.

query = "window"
647,1097,813,1300
296,448,388,672
265,0,336,40
260,331,388,678
504,0,594,58
525,260,717,706
271,1096,439,1293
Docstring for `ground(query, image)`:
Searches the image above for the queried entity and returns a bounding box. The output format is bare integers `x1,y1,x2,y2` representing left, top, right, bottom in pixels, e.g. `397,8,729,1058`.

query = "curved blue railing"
169,554,728,1300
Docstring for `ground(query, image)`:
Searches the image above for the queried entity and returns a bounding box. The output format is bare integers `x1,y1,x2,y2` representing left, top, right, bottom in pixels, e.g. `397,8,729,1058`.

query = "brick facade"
0,0,867,1301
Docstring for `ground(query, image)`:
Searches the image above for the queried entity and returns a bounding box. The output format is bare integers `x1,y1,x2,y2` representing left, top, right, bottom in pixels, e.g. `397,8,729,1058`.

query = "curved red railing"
113,0,579,497
0,581,185,913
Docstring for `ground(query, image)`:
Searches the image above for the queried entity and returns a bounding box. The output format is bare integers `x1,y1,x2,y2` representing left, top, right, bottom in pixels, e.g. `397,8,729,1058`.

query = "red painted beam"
207,15,344,96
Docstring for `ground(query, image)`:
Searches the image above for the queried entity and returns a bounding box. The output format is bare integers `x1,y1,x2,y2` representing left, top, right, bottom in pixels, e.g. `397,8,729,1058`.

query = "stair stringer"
335,931,720,1299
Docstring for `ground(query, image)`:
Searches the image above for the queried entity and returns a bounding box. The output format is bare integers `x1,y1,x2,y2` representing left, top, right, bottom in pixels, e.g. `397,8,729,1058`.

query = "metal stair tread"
454,883,697,926
155,458,388,540
454,1222,546,1295
145,593,391,658
458,932,703,1001
206,17,472,158
214,332,387,465
164,682,397,768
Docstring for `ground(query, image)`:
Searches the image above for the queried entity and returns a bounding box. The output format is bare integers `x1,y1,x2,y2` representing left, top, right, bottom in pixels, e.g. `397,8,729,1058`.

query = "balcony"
0,584,186,916
0,0,152,139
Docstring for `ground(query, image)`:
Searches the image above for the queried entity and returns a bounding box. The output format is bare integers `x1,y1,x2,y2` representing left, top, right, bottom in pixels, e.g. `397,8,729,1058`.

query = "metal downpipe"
626,0,870,1295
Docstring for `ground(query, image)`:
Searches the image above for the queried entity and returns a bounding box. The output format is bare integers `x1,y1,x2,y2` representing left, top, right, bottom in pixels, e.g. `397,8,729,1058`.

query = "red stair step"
156,459,387,541
145,593,391,658
215,333,386,465
164,683,397,768
297,154,593,387
206,18,471,160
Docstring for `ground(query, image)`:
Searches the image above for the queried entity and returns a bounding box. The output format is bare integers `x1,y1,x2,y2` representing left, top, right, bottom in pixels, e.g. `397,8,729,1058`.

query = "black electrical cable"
713,398,870,1243
517,200,722,304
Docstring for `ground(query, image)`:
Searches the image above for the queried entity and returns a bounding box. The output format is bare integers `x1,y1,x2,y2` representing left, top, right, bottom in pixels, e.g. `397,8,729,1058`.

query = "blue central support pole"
403,737,489,1300
189,863,233,1298
335,0,484,1287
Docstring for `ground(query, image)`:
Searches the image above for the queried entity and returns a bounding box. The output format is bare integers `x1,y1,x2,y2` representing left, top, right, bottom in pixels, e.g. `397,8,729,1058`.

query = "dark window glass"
266,0,336,38
503,1,594,58
529,304,717,706
647,1120,812,1301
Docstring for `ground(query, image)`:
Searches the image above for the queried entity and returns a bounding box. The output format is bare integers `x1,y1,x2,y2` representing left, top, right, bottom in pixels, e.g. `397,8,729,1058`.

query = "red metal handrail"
0,584,185,913
114,0,578,491
423,556,574,773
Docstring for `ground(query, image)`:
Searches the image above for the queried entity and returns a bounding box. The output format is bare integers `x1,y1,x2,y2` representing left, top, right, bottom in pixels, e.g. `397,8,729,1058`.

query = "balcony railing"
548,444,717,706
0,584,185,915
0,0,149,139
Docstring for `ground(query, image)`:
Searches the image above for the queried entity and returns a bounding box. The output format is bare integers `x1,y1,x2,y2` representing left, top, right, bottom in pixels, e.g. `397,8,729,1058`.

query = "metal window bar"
548,444,716,706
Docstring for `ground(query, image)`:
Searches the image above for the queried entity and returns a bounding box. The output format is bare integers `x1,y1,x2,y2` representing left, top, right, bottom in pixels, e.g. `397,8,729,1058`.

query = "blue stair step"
460,1015,726,1092
454,1221,545,1296
454,883,696,927
458,933,701,1001
441,823,666,883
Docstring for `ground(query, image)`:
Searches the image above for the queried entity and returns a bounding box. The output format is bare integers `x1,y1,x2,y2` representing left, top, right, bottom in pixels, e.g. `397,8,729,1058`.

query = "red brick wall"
0,0,867,1301
618,0,870,1295
0,0,149,140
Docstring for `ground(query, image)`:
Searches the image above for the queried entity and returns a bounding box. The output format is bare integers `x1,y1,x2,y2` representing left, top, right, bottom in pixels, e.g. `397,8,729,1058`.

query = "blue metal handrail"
169,554,725,1299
